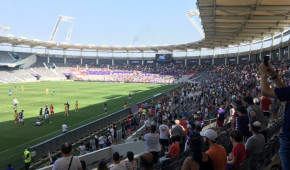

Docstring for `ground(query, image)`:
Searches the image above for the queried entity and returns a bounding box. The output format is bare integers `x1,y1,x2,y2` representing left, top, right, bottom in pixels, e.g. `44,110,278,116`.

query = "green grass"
0,81,178,169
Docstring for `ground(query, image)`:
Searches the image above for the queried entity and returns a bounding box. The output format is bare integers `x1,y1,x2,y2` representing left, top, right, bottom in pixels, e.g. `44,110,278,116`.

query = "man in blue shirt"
217,105,225,128
259,63,290,169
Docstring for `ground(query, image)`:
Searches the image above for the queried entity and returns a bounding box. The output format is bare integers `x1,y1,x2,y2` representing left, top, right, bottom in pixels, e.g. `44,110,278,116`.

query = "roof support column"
112,51,114,66
30,46,33,53
185,50,188,66
46,48,50,63
127,51,129,65
249,42,252,62
288,45,290,60
278,48,281,61
279,33,283,61
12,45,14,52
80,50,83,65
270,36,274,59
63,50,66,65
142,51,144,65
199,49,202,65
212,48,215,65
225,46,229,65
96,51,99,65
260,39,264,61
237,45,240,64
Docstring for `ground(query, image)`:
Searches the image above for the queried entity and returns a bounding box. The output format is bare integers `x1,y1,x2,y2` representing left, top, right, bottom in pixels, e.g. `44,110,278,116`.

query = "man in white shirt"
52,143,82,170
110,126,115,142
77,142,86,156
99,135,105,149
159,120,169,156
144,125,159,164
62,123,67,133
110,152,127,170
144,118,151,128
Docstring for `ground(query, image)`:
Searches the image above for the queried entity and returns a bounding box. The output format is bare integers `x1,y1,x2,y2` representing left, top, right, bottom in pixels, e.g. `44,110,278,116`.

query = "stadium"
0,0,289,169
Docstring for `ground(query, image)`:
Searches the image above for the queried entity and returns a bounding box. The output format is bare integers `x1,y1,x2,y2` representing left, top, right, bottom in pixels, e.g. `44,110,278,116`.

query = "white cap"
200,129,218,141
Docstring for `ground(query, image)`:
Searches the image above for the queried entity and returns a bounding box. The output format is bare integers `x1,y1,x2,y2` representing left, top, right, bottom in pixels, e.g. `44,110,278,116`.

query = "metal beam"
202,15,289,20
200,6,290,11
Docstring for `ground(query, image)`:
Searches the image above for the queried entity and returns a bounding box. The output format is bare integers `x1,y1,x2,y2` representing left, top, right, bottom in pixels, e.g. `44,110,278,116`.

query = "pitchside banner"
188,59,199,65
228,57,237,64
174,60,185,64
114,60,127,65
129,60,141,64
146,60,155,64
239,56,249,63
214,58,225,65
99,59,112,65
201,59,212,65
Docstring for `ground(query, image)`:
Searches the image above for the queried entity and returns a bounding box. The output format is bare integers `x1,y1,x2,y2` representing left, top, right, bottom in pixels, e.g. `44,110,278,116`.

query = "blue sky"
0,0,203,46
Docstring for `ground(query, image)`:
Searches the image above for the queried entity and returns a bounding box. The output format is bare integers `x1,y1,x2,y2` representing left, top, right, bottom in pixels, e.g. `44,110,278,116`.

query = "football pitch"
0,81,178,167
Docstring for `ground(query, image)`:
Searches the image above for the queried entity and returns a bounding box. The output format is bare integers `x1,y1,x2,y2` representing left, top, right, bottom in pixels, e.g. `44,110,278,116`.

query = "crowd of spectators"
20,59,290,169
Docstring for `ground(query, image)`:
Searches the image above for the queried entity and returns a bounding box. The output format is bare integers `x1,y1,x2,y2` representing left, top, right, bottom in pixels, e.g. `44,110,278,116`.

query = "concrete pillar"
46,48,50,63
63,50,66,64
185,50,188,66
212,48,216,65
288,45,290,60
278,48,281,61
96,51,99,65
127,51,129,64
199,49,202,65
80,50,83,65
142,52,144,65
112,51,114,66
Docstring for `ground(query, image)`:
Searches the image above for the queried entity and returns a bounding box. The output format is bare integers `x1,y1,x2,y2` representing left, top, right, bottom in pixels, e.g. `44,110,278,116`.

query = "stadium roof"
0,0,289,52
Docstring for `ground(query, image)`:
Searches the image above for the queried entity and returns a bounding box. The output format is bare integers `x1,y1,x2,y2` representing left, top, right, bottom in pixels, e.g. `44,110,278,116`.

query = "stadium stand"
0,0,290,169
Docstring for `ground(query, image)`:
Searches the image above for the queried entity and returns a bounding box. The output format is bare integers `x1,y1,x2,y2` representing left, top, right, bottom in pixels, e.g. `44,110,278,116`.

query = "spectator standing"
259,62,290,169
229,105,236,130
260,96,272,125
181,137,213,170
77,142,86,156
99,135,105,149
171,120,186,150
94,135,99,150
244,96,267,142
52,143,83,170
200,129,227,170
245,121,265,157
144,125,159,164
110,152,127,170
216,105,225,129
227,130,246,169
159,120,169,156
235,106,250,142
